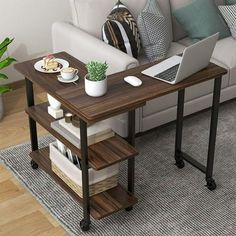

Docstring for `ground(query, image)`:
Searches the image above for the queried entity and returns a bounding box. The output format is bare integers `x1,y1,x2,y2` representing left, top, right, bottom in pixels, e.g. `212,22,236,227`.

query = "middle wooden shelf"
26,102,139,170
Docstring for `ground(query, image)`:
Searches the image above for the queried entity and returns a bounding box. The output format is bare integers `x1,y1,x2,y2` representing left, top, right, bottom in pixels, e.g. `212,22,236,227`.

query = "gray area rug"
1,100,236,235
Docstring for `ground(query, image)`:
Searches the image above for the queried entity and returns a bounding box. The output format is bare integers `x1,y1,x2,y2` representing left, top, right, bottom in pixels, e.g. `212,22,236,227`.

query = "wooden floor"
0,87,68,235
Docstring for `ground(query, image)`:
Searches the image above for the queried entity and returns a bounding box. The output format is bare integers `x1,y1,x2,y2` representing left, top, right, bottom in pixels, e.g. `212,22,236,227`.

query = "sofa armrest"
52,22,139,74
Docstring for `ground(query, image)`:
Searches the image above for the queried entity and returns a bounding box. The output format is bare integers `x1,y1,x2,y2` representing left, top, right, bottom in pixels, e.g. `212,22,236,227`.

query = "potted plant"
0,38,16,120
85,61,108,97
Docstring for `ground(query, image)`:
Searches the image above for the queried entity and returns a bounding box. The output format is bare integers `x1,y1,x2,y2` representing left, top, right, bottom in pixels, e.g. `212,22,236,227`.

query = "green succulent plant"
0,38,16,94
86,61,108,81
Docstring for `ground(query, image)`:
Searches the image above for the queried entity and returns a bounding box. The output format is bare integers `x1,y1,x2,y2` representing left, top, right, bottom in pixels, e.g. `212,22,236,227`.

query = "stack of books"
51,118,115,149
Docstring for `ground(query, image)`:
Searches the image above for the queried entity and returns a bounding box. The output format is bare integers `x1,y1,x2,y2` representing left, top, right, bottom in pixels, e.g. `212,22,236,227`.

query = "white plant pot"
84,75,107,97
47,94,61,110
0,93,4,121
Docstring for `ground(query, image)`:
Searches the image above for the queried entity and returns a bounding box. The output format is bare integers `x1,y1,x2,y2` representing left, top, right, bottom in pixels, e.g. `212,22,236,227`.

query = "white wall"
0,0,72,85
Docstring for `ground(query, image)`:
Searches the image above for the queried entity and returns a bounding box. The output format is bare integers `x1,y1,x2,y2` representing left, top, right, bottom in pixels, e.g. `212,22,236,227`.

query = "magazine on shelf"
51,119,115,149
59,119,112,138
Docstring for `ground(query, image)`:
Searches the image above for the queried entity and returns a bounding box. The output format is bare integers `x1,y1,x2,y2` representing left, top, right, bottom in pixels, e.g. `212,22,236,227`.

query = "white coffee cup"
60,67,78,80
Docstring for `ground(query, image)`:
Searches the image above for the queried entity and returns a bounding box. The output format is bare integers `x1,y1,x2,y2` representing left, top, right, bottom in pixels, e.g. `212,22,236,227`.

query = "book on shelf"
51,119,115,149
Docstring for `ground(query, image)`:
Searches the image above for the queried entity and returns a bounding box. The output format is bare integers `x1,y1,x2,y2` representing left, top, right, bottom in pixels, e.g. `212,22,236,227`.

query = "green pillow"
225,0,236,4
174,0,230,40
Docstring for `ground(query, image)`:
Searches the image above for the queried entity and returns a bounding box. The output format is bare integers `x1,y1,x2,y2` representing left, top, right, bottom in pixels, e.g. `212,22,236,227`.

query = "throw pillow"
219,5,236,39
225,0,236,5
102,1,141,59
173,0,231,40
137,0,170,62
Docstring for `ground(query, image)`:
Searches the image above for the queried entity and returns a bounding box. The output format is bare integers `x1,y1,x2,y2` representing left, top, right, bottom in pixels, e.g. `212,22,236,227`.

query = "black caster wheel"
206,178,216,191
125,206,133,211
30,160,38,170
175,160,185,169
80,219,90,231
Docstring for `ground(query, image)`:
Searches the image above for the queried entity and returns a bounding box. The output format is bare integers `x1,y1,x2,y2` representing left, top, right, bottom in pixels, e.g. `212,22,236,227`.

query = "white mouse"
124,76,142,87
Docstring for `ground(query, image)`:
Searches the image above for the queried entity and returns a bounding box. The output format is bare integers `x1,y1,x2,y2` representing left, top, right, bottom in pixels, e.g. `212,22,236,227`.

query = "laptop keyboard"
154,64,180,82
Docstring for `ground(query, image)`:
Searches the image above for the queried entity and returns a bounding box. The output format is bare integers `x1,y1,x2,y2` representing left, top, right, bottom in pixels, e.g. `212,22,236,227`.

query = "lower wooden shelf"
30,147,138,220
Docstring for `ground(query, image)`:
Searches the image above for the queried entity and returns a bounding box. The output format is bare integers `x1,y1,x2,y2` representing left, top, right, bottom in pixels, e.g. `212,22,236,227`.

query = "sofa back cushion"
170,0,226,41
70,0,173,41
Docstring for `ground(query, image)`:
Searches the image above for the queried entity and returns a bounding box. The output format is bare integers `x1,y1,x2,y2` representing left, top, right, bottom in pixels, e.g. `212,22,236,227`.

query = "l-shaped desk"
15,52,227,231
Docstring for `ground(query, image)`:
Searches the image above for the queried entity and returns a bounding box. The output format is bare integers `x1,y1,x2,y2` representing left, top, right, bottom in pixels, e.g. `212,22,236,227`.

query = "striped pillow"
102,1,141,59
219,5,236,39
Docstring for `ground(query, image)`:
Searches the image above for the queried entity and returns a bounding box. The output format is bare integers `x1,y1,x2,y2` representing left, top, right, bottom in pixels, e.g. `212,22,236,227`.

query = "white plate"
34,58,69,73
57,75,79,83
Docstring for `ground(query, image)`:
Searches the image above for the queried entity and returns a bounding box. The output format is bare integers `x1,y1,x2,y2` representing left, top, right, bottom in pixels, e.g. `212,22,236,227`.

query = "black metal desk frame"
25,74,222,230
175,77,222,190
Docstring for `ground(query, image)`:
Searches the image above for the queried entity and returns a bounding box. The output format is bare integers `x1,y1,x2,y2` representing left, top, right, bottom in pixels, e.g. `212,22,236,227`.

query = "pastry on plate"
43,55,59,71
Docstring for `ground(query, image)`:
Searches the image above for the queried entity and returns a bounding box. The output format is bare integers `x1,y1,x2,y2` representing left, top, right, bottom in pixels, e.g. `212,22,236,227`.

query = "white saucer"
57,75,79,83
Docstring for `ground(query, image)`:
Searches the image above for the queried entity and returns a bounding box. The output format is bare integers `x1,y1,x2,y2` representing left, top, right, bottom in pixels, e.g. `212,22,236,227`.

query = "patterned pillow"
102,1,141,59
219,5,236,39
137,0,170,62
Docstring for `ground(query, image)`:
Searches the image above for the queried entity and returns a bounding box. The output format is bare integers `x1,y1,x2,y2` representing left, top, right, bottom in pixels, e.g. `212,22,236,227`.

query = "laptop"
142,33,219,85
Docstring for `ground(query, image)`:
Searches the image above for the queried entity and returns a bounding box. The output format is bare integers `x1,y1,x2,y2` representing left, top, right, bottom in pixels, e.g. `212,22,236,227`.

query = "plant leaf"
0,73,8,80
0,57,16,70
0,38,13,51
0,46,7,60
0,85,11,94
86,61,108,81
0,38,14,60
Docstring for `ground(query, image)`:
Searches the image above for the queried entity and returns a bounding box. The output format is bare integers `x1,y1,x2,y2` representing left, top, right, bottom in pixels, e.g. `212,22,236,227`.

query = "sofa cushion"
138,42,186,65
102,1,141,59
211,37,236,85
137,0,170,62
178,37,194,47
173,0,230,41
171,0,226,41
70,0,173,41
166,42,186,57
219,5,236,39
225,0,236,4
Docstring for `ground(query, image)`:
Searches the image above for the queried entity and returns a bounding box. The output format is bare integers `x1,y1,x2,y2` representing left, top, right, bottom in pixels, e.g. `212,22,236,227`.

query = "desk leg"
205,77,222,191
175,89,185,169
126,109,136,211
79,119,91,231
25,78,39,170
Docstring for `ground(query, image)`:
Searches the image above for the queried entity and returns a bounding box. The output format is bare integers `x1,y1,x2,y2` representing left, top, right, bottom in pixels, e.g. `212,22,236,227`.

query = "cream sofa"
52,0,236,137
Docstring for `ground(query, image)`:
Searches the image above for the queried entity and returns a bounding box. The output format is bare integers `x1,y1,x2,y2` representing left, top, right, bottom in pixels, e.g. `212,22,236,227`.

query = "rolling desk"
15,52,227,231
